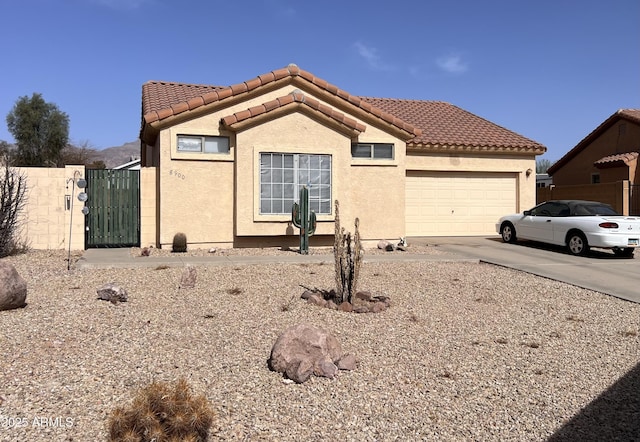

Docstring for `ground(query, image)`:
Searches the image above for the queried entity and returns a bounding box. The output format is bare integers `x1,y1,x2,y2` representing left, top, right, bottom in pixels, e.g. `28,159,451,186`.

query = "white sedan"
496,200,640,257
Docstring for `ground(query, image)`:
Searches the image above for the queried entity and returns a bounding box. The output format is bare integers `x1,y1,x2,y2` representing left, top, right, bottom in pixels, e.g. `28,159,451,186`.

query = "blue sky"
1,0,638,162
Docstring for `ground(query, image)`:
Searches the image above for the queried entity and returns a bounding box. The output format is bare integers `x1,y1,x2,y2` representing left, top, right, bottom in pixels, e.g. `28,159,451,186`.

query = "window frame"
177,135,230,154
259,152,332,216
351,143,394,160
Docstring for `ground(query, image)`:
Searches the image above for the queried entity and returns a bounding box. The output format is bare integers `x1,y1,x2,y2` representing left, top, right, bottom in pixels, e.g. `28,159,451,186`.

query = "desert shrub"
107,378,215,442
172,232,187,253
0,161,28,258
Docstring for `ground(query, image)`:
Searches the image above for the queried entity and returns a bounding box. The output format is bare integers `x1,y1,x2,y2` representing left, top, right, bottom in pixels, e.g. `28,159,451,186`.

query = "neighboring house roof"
141,64,545,154
547,109,640,175
113,158,141,170
594,151,639,169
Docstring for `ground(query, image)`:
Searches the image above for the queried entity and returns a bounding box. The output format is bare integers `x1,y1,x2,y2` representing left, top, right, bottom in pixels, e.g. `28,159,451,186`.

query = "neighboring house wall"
552,118,640,185
18,165,86,250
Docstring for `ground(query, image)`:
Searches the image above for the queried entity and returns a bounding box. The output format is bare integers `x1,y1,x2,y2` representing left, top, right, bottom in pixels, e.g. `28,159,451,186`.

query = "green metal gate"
85,169,140,248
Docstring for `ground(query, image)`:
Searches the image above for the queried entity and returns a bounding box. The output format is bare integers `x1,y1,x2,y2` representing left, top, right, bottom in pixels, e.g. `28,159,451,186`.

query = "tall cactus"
291,186,317,254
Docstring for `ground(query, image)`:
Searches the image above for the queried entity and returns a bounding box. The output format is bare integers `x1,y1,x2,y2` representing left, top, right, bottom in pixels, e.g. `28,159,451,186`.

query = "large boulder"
0,262,27,311
268,323,356,383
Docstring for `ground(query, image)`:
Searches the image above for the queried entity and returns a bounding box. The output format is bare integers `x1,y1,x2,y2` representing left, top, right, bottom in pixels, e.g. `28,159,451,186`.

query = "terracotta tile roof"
220,90,366,134
548,108,640,175
141,81,224,118
142,64,419,139
594,151,639,169
360,97,545,152
141,64,545,154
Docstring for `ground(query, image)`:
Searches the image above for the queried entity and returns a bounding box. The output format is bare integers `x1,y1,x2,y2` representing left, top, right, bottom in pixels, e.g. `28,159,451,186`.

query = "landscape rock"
371,302,387,313
97,283,128,304
354,291,372,302
300,290,315,300
337,354,358,371
0,262,27,311
269,323,352,383
179,265,197,289
306,293,326,307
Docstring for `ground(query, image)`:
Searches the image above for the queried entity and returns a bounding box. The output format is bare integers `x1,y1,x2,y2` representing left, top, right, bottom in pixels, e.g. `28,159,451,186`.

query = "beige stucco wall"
405,152,537,212
17,165,86,250
152,85,408,248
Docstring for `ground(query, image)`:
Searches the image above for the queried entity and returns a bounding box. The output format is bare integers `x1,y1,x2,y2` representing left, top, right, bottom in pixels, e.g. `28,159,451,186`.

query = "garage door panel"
406,172,516,236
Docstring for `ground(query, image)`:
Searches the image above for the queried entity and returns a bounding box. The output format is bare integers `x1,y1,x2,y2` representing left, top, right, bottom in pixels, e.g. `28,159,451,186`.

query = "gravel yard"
1,248,639,441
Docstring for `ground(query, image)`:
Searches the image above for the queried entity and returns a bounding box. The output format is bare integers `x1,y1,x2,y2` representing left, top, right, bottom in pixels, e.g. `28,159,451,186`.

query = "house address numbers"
169,169,186,180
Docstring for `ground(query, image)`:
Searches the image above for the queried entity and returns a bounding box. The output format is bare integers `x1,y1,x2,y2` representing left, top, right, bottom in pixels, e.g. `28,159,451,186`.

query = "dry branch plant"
333,200,363,304
0,161,28,257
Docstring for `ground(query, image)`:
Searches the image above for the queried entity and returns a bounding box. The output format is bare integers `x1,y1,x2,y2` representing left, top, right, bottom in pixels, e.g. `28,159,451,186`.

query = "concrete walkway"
76,247,477,270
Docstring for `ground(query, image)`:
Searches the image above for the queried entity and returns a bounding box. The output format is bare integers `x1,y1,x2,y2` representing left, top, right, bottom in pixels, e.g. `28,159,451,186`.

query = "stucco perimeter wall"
139,167,157,247
406,152,537,212
17,165,86,250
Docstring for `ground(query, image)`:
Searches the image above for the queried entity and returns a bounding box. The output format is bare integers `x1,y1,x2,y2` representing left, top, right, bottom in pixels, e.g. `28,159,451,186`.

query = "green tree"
6,93,69,167
536,158,554,173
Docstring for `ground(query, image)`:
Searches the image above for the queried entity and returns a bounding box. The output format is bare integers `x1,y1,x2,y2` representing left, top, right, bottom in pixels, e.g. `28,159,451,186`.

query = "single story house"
547,109,640,185
139,64,545,249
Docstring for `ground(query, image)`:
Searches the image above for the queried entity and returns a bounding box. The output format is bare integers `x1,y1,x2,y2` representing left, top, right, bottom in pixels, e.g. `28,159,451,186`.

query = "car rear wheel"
500,222,517,243
613,247,635,258
567,232,589,256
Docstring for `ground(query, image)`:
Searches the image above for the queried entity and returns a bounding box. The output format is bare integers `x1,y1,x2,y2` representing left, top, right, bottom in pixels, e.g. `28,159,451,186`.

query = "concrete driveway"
409,236,640,304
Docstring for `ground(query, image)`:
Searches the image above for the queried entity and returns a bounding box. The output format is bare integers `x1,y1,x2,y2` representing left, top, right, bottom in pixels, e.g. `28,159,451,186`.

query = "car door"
517,202,562,242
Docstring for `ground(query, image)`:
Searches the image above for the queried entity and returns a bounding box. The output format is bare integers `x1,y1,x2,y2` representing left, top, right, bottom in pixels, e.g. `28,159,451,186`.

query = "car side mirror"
523,210,532,216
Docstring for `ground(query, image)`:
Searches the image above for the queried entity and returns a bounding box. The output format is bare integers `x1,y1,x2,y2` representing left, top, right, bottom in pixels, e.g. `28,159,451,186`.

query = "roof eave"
407,143,546,155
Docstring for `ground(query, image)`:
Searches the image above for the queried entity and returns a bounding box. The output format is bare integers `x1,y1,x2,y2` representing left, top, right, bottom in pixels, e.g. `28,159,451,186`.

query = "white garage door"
406,171,517,236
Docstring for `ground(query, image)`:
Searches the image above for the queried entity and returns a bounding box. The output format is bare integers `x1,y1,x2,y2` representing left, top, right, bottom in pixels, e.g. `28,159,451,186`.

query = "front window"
260,153,332,214
351,143,394,159
177,135,230,153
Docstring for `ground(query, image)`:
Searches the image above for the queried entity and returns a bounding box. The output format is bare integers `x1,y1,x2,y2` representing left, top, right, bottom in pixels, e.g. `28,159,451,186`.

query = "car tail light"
599,222,619,229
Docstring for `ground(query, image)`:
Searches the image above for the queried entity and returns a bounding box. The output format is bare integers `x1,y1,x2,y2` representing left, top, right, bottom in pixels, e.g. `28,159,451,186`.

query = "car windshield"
572,203,619,216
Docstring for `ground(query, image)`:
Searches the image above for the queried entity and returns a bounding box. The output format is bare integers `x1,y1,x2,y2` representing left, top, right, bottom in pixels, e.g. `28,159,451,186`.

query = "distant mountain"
97,140,141,168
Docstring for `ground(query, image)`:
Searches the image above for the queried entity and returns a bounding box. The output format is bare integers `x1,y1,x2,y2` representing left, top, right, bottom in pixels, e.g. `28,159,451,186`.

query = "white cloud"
353,41,394,71
436,54,469,74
